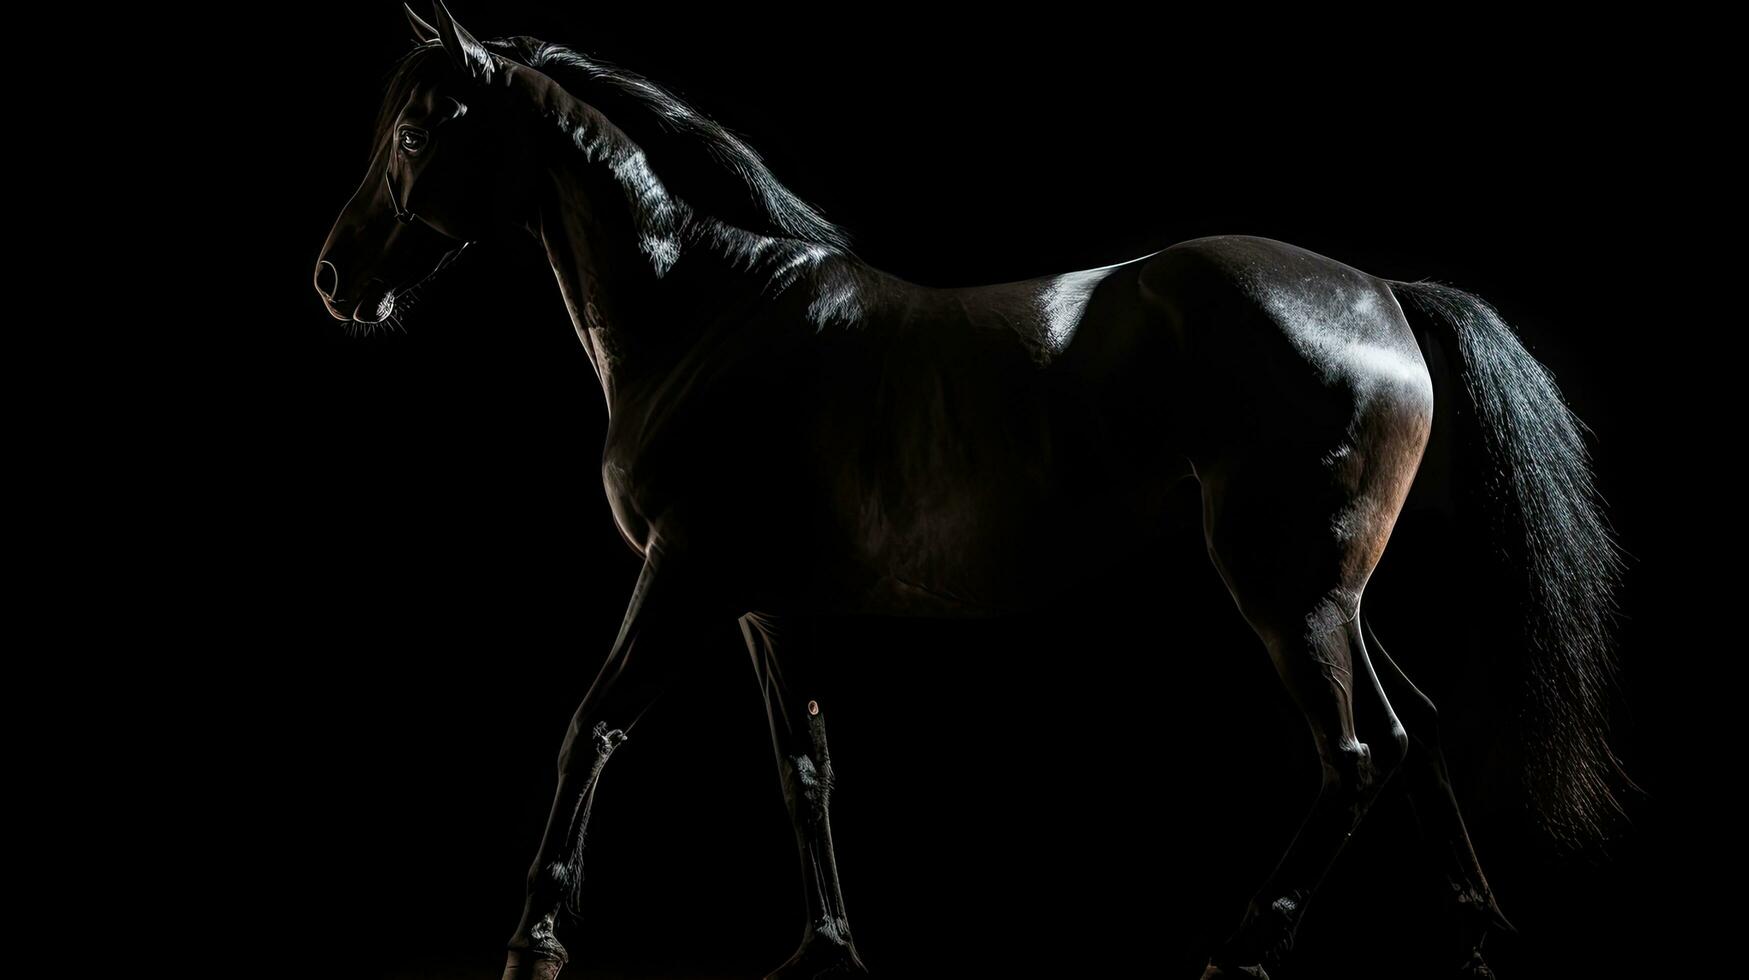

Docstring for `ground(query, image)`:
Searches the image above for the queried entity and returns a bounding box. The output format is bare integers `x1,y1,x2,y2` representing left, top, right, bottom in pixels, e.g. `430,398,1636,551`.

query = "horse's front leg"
741,613,872,979
503,553,726,980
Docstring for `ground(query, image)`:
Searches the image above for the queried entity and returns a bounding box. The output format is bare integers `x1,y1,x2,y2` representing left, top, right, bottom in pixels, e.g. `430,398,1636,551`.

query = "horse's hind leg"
1365,617,1512,976
1201,602,1409,977
741,613,872,979
1196,448,1422,978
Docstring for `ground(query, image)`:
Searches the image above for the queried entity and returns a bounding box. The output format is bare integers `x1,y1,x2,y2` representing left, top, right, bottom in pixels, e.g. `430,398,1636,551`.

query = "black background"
144,4,1716,978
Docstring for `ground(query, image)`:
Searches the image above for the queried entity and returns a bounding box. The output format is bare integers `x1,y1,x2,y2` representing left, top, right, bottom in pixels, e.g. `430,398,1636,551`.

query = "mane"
487,37,853,255
377,40,866,322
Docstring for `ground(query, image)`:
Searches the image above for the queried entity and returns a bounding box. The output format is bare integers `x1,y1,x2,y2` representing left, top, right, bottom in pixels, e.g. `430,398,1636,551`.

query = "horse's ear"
431,0,496,83
404,4,439,44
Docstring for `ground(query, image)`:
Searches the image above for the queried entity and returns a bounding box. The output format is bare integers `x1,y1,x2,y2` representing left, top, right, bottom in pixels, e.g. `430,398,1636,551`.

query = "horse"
313,5,1626,978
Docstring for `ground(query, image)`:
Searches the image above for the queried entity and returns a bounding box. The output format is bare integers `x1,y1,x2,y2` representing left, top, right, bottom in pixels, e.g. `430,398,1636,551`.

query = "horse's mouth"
343,241,474,326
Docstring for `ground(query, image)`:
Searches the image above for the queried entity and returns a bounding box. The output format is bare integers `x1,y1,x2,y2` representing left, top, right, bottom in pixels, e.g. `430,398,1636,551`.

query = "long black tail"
1390,279,1630,846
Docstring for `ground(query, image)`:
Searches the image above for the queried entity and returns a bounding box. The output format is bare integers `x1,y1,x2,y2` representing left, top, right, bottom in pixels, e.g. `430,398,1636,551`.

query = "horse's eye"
399,128,428,153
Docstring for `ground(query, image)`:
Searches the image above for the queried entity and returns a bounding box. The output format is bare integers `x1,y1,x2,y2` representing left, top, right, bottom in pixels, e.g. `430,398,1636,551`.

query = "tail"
1389,279,1631,846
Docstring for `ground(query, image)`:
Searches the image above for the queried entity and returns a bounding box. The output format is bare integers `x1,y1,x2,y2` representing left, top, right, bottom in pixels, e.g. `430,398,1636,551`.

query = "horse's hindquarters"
1142,237,1443,976
1140,236,1433,466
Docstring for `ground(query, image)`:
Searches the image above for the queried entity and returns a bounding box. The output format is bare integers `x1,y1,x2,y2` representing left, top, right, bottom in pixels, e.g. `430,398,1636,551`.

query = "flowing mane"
379,38,851,247
380,38,858,297
499,39,852,251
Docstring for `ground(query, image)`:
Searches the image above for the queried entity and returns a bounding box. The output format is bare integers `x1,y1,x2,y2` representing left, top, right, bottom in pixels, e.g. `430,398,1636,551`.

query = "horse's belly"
854,451,1194,616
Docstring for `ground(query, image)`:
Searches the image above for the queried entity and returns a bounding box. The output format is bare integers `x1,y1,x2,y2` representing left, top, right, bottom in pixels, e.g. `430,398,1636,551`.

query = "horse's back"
730,236,1436,618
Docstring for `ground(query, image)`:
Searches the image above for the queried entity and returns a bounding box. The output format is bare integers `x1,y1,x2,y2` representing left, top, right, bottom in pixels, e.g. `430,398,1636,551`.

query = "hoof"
502,946,566,980
764,939,871,980
1200,961,1271,979
1454,947,1495,979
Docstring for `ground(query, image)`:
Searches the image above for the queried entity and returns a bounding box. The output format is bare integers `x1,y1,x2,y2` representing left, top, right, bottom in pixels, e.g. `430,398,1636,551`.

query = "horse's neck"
534,174,639,412
534,165,876,416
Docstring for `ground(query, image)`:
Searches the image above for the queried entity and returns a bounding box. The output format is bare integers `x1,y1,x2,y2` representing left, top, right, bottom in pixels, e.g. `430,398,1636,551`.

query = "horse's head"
314,3,538,325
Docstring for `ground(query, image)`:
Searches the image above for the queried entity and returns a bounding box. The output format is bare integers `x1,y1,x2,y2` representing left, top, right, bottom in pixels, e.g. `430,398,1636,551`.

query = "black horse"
314,6,1625,978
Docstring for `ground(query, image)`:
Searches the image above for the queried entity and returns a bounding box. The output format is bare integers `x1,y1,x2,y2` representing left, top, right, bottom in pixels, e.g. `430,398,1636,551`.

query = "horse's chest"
599,407,742,558
601,456,653,557
599,404,707,557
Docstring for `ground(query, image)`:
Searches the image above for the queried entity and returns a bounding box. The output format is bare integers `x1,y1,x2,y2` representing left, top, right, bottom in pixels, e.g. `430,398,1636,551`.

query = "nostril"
315,260,340,301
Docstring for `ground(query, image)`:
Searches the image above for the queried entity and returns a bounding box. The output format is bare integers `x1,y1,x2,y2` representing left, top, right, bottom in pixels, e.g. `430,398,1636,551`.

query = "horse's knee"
1324,730,1407,803
1382,719,1410,775
556,719,628,776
